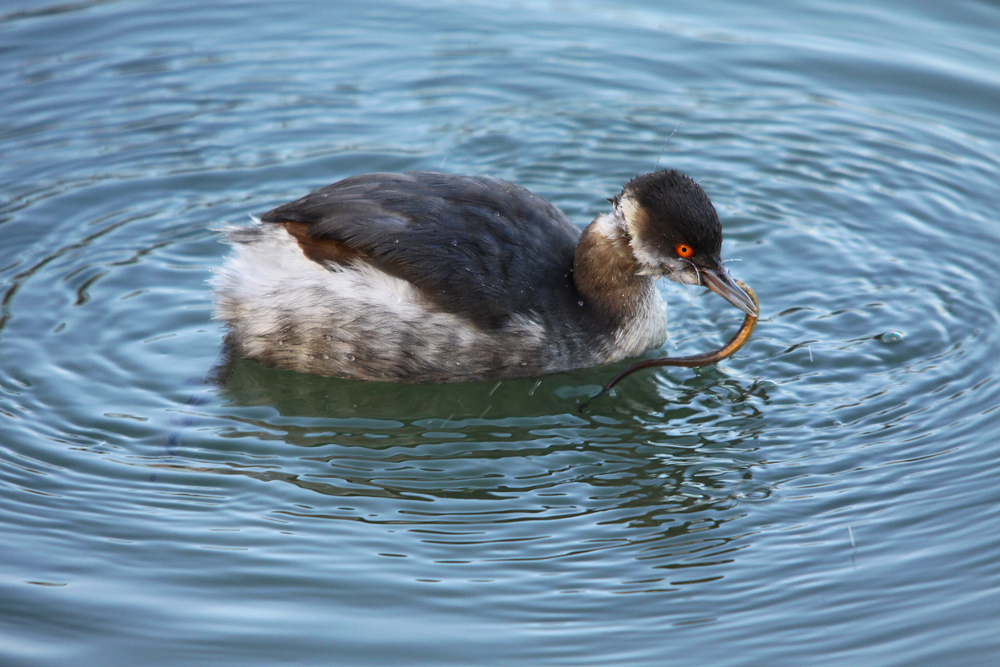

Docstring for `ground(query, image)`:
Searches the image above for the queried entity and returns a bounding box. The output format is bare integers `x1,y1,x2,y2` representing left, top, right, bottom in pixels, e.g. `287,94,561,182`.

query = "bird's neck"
573,212,660,330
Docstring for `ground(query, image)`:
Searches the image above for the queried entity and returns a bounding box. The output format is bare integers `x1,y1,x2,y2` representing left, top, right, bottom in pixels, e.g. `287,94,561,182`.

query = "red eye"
675,244,694,258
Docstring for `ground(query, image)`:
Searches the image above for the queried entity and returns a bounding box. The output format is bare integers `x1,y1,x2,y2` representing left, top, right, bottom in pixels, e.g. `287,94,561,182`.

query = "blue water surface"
2,1,1000,665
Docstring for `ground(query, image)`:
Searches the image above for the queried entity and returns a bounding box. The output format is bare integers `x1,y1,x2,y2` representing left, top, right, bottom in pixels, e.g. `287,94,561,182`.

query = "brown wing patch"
280,222,367,266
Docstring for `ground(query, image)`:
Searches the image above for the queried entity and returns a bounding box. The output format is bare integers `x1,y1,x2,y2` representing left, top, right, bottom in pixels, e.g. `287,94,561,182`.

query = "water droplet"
321,354,329,360
346,353,355,361
451,240,458,246
577,300,584,307
323,334,332,341
878,331,905,344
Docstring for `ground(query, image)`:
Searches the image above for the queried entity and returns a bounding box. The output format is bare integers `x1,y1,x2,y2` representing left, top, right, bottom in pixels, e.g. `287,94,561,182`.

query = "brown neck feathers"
572,217,656,328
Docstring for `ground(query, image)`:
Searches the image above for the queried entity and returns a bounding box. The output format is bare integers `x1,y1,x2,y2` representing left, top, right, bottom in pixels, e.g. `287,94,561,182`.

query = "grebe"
213,170,757,383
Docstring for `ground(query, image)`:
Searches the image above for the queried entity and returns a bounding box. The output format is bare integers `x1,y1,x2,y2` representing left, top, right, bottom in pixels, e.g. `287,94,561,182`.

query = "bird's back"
259,171,583,329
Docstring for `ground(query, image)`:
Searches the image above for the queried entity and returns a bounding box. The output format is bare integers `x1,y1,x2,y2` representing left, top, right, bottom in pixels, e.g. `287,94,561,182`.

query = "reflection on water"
139,360,774,592
90,362,769,592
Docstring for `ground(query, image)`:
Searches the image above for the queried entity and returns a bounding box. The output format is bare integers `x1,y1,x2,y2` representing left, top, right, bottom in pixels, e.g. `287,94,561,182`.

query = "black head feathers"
621,170,723,260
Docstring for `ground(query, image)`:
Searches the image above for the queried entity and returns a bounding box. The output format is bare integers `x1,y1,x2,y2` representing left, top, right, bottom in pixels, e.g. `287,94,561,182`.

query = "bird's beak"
702,266,758,316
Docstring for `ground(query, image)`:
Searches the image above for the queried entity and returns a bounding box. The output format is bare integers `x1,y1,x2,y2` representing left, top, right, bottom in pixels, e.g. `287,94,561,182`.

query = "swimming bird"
213,170,756,383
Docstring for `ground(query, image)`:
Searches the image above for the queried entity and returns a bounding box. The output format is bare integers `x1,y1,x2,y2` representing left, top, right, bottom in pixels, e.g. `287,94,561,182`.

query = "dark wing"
260,171,582,329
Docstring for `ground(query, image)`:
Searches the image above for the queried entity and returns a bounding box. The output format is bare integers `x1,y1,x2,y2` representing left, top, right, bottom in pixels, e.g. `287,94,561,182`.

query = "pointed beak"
701,266,758,316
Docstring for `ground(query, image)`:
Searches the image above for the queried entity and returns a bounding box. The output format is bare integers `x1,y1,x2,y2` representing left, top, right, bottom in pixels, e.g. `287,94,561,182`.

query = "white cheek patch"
617,198,706,286
619,196,667,272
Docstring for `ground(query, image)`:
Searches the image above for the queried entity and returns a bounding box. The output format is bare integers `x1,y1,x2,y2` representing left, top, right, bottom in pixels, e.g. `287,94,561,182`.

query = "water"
2,0,1000,665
